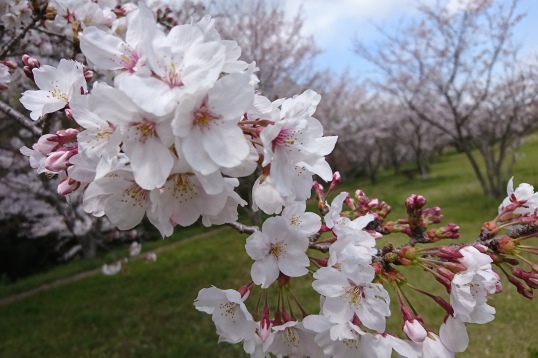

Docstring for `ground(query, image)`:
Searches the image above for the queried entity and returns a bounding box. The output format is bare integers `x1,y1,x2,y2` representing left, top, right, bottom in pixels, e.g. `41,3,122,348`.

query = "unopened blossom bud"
437,266,455,281
429,223,460,241
45,6,56,20
437,246,464,259
34,134,59,154
405,194,426,217
355,189,366,200
22,54,40,68
328,171,341,192
496,237,517,255
57,128,79,144
372,263,383,275
473,244,488,253
400,302,414,321
510,268,538,289
84,70,93,81
45,146,78,172
441,261,468,273
400,246,417,260
57,176,80,195
260,303,271,343
377,201,392,219
504,257,520,266
423,207,443,224
368,198,379,210
0,60,17,71
400,257,414,266
488,252,504,264
403,319,427,343
312,181,325,202
385,252,398,263
506,274,533,299
65,109,75,121
343,196,356,210
238,282,254,299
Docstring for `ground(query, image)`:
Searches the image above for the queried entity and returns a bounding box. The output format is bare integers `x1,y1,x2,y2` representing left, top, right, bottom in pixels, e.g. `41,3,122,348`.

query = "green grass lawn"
1,139,538,357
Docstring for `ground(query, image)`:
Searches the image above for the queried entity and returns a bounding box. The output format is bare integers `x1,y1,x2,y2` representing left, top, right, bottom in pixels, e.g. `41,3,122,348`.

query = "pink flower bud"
328,171,341,192
406,194,426,211
33,134,59,154
57,176,80,195
423,207,443,224
65,109,75,121
437,246,464,259
22,54,40,68
56,128,79,145
45,146,78,172
260,303,271,343
403,319,427,343
84,70,94,81
0,60,17,71
437,266,455,280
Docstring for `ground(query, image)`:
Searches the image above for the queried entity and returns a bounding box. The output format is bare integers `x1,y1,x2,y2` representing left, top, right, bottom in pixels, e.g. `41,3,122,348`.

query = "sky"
279,0,538,77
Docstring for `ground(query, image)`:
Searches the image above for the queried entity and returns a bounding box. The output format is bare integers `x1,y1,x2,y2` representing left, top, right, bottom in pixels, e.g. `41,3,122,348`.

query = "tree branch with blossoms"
2,0,538,357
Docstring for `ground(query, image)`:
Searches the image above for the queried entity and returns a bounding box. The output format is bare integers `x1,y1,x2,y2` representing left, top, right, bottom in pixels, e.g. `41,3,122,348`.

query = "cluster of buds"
313,173,391,223
22,54,40,81
471,178,538,299
380,194,459,244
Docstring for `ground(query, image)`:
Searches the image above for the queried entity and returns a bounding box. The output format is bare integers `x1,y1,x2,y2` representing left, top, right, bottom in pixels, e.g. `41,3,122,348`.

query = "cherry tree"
2,0,538,357
355,0,538,198
213,0,323,100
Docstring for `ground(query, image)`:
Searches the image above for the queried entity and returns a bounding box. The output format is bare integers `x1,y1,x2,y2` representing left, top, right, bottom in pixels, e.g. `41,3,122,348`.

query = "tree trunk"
79,234,97,259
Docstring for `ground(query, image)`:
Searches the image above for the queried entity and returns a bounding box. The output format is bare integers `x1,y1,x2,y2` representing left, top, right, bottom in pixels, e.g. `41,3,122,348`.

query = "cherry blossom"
450,246,498,324
259,90,337,197
245,216,310,288
172,72,254,175
20,59,87,120
312,260,390,332
263,321,320,357
194,286,256,344
499,177,538,217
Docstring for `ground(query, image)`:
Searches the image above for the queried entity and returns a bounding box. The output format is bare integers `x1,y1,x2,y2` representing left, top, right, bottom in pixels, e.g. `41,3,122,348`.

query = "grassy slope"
1,140,538,357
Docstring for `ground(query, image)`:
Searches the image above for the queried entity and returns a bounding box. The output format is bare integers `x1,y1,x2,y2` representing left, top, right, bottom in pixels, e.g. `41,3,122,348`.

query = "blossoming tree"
2,0,538,357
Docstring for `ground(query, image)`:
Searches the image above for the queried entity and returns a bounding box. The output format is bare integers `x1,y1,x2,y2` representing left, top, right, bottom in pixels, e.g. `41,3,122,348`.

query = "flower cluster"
19,1,336,237
193,178,538,357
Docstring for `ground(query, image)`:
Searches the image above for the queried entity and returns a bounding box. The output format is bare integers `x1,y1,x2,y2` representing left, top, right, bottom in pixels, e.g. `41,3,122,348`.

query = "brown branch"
0,99,41,137
225,221,259,234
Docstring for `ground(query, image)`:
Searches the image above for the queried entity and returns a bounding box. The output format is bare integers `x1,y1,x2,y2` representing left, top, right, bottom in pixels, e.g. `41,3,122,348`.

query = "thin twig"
0,99,41,137
0,17,39,59
225,221,259,234
34,27,74,44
